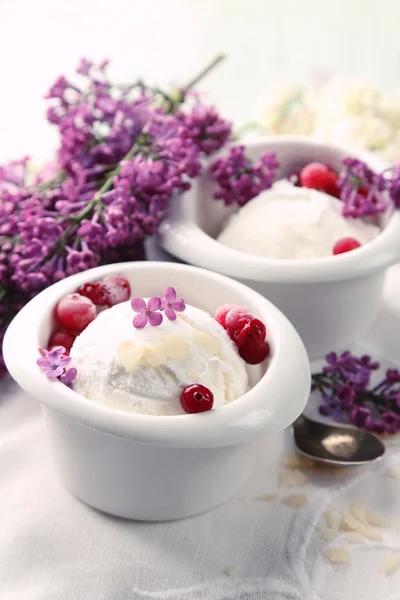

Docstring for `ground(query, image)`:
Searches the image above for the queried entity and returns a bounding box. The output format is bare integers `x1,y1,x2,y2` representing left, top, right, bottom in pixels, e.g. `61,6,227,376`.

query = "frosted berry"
180,384,214,414
78,282,110,306
235,318,266,345
215,304,238,327
333,237,361,255
101,275,131,306
54,294,97,333
238,339,270,365
300,162,339,197
224,307,252,342
48,330,76,353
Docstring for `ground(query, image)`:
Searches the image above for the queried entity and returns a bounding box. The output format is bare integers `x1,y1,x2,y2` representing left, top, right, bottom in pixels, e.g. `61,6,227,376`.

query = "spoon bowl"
293,415,385,466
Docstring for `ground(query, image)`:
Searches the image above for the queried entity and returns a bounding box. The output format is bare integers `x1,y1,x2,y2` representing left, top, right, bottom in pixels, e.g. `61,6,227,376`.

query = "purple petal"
60,367,77,386
159,299,167,311
48,366,65,379
131,297,146,313
165,307,177,321
163,287,176,303
172,298,185,312
38,347,47,357
59,356,72,369
37,357,51,370
148,311,163,327
147,296,161,311
47,346,66,361
133,313,147,328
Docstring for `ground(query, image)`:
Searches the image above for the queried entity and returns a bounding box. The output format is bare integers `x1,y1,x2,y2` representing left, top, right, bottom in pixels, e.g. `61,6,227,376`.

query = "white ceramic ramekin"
3,261,310,521
159,136,400,359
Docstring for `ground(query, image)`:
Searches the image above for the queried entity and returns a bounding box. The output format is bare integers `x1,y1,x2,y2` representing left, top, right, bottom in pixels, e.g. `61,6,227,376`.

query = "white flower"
254,77,400,163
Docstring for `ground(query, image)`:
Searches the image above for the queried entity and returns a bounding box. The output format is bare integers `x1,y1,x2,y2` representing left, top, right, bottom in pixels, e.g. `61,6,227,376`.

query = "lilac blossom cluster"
338,157,400,218
312,351,400,435
0,59,232,378
210,145,279,207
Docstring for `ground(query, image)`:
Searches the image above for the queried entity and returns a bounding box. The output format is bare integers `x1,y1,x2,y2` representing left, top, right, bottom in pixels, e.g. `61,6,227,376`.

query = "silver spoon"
293,415,385,466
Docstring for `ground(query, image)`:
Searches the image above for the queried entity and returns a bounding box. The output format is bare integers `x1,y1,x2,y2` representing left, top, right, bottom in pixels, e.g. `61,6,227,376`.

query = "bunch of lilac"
210,145,279,206
0,58,232,379
312,351,400,434
337,157,400,218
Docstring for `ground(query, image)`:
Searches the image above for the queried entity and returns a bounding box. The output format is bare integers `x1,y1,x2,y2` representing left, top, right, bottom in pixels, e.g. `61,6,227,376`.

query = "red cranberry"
224,308,252,342
48,330,76,352
78,282,110,306
300,162,339,197
235,318,266,345
101,275,131,306
238,339,270,365
54,294,97,333
180,384,214,414
215,304,238,327
333,237,361,255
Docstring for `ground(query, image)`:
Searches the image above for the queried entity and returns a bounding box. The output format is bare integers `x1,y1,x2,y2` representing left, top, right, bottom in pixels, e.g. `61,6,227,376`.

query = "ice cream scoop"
217,180,380,260
70,301,249,415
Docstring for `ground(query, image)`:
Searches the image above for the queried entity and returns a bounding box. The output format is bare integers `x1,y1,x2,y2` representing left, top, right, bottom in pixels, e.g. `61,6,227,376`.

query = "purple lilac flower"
180,106,232,155
160,287,186,321
37,346,71,379
337,158,389,218
210,145,279,207
314,350,400,435
131,297,163,328
60,367,78,387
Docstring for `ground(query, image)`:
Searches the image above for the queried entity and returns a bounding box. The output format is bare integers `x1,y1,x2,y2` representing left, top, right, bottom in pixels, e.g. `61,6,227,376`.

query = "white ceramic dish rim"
3,261,311,448
159,135,400,283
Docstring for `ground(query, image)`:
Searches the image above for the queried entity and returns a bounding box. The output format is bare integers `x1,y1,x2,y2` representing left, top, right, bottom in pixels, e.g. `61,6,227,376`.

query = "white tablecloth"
2,264,400,600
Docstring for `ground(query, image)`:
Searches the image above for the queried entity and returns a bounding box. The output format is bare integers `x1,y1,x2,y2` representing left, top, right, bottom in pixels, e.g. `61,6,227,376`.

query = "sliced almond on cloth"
349,503,369,526
346,532,366,544
326,547,351,564
256,493,278,502
283,494,309,508
340,511,382,541
284,453,315,470
279,469,308,488
387,467,398,479
325,509,341,530
382,554,400,575
322,530,338,542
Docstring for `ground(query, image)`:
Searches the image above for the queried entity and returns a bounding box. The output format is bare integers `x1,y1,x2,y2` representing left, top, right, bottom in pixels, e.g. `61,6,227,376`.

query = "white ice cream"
217,180,380,260
70,301,248,415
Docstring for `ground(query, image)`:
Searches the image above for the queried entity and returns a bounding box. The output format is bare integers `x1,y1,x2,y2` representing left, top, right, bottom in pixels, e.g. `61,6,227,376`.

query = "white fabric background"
2,1,400,598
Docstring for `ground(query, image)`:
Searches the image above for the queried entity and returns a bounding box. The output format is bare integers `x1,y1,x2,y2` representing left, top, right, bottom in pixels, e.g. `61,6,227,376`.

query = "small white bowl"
159,136,400,358
3,261,310,521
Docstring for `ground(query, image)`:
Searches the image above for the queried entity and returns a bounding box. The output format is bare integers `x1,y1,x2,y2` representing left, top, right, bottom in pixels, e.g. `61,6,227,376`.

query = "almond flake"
117,341,146,371
349,503,369,526
193,331,220,354
346,532,366,543
387,467,398,479
364,508,388,528
279,469,308,488
159,333,190,360
283,494,309,508
340,511,382,541
382,554,400,575
322,530,338,542
326,547,351,564
143,343,168,368
325,509,341,530
256,493,278,502
284,453,315,470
